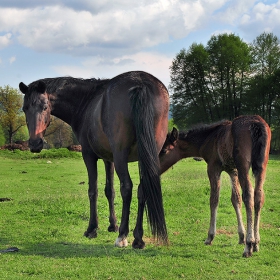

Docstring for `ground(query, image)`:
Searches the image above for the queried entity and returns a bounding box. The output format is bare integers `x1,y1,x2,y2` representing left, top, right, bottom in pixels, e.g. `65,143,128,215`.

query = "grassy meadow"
0,149,280,279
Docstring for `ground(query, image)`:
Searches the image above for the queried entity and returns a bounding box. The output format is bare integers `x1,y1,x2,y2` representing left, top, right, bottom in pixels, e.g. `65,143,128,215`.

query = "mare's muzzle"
29,138,44,153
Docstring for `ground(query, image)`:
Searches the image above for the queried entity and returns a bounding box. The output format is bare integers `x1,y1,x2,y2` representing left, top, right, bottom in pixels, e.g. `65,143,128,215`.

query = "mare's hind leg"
82,150,99,238
113,151,133,248
253,168,266,252
228,170,245,244
132,183,145,249
103,160,118,233
205,163,222,245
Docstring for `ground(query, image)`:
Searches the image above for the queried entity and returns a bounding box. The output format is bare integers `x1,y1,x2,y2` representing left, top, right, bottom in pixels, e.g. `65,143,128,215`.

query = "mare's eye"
43,105,48,111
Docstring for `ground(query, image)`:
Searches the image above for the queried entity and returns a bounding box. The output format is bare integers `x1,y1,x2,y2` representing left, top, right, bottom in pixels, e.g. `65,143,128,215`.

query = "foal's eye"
43,105,48,111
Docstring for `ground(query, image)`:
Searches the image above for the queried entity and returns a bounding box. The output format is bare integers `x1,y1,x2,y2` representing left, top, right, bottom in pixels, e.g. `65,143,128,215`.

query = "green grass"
0,150,280,279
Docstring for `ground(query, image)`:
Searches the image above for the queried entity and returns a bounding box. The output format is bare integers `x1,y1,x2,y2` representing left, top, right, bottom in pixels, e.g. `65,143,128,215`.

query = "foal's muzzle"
29,138,44,153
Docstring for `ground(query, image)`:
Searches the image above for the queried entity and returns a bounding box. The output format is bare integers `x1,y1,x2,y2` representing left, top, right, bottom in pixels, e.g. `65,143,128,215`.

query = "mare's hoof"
115,237,128,248
132,239,145,249
84,230,97,239
204,239,213,245
108,224,118,233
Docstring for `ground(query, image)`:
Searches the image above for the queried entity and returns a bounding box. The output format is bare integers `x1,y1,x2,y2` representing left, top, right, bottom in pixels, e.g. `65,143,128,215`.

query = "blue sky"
1,0,280,90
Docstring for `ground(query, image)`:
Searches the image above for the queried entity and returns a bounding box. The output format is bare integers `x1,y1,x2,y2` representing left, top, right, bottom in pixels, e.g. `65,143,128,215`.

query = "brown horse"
19,71,169,249
159,115,271,257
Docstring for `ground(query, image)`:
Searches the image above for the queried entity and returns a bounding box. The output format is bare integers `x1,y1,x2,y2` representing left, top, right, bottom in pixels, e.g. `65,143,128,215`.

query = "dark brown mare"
19,71,169,249
159,115,271,257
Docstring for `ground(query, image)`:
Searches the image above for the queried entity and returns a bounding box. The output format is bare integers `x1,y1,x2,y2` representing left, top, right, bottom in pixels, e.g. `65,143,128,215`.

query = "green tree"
246,32,280,125
0,85,27,144
206,33,251,119
44,117,74,148
170,34,251,129
0,125,5,146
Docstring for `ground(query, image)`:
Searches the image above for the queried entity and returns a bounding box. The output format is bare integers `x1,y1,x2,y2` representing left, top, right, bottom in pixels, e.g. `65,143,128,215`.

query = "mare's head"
19,80,51,153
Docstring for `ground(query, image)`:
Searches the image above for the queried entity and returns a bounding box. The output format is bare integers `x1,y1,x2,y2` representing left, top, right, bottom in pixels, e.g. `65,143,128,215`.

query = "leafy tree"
0,125,5,146
0,85,27,144
44,117,74,148
247,32,280,124
206,33,251,119
170,34,251,128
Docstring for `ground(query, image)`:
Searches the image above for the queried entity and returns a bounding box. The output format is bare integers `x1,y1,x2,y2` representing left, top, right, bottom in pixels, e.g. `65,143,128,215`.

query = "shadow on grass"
13,239,195,259
14,241,161,259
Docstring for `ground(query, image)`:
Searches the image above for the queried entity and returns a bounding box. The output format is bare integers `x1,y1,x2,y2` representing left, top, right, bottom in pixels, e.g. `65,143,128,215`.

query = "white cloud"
9,56,16,64
0,1,230,57
0,33,12,49
239,0,280,38
52,52,173,86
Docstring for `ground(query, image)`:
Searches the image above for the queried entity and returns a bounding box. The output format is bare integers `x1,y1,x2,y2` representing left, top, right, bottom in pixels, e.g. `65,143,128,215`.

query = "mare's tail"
250,117,271,176
129,85,168,244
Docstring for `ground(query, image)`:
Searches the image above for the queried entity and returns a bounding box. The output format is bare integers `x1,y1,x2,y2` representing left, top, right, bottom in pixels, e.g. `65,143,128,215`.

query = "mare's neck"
50,87,88,126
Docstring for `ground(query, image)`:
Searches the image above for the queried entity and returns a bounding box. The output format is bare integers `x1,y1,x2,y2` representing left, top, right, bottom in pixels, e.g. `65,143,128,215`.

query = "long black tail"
129,85,168,244
250,118,271,176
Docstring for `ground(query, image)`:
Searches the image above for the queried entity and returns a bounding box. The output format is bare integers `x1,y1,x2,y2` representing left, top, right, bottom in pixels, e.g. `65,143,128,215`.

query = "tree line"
169,32,280,152
1,32,280,151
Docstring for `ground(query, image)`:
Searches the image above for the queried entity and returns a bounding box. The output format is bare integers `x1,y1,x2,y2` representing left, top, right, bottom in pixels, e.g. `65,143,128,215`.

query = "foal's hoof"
253,243,259,252
108,224,118,233
84,230,97,239
115,237,128,248
242,251,252,258
132,239,145,249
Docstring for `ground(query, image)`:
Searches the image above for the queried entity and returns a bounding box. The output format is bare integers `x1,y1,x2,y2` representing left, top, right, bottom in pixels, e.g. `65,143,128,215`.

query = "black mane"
178,120,232,141
28,76,109,96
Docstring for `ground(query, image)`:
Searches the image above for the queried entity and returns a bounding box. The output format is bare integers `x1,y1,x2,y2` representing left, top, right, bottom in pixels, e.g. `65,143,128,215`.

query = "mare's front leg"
228,170,245,244
205,163,222,245
103,160,118,232
82,150,99,238
113,152,133,248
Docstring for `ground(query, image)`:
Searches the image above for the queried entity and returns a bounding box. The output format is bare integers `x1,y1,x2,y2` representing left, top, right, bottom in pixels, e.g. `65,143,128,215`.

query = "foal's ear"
19,82,28,94
37,81,46,93
170,127,179,143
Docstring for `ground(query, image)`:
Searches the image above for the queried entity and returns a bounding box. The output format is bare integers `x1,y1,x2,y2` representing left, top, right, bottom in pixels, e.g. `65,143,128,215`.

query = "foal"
160,115,271,257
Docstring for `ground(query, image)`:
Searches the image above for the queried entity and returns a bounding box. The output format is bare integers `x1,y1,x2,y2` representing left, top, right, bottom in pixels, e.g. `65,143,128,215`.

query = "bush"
0,148,82,160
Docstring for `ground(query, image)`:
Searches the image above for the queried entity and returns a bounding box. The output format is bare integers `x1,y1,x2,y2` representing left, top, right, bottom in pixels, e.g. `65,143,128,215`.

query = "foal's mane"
179,120,232,141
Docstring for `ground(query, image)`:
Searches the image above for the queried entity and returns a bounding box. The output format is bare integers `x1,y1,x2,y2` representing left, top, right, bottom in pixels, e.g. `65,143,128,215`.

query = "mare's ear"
19,82,28,94
37,81,46,93
170,127,179,143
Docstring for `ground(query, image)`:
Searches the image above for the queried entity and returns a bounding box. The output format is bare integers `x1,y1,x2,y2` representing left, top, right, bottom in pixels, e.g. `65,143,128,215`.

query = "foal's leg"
113,152,133,248
235,160,255,257
82,151,99,238
205,164,222,245
253,168,266,252
103,160,118,232
228,170,245,244
132,182,146,249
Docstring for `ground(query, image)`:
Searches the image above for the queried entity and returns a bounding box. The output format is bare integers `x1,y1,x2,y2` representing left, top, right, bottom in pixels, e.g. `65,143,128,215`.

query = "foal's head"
160,127,179,155
19,80,51,152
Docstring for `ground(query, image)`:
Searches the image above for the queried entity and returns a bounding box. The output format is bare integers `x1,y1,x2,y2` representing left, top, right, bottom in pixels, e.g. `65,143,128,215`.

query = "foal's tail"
250,117,271,176
129,85,168,245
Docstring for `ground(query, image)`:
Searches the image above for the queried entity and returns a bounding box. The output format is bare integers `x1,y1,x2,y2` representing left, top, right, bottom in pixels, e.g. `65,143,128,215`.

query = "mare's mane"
26,77,109,101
